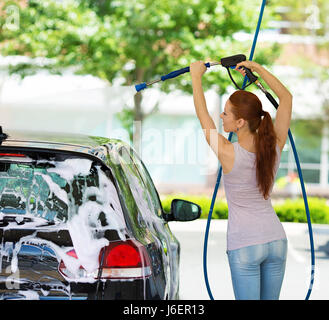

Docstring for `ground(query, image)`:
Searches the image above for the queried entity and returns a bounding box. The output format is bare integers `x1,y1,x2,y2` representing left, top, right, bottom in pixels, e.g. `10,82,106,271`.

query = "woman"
190,60,293,300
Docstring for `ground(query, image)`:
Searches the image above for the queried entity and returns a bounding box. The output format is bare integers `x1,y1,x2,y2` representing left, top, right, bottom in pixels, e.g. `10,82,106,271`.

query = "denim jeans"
227,239,288,300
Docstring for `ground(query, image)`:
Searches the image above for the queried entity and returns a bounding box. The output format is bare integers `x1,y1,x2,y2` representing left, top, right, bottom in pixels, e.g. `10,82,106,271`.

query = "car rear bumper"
1,276,164,300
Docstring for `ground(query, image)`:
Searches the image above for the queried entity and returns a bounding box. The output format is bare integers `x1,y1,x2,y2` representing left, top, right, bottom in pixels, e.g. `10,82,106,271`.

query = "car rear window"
0,151,126,232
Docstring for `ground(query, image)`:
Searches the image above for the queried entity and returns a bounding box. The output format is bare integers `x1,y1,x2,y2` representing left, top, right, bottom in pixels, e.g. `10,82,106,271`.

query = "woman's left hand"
190,61,207,79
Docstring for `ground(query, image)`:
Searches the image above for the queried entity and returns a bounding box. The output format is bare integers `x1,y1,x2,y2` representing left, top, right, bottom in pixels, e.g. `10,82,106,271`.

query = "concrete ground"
168,219,329,300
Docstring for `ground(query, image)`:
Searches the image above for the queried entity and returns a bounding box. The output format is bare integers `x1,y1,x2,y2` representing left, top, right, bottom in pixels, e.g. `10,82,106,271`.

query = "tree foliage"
0,0,280,142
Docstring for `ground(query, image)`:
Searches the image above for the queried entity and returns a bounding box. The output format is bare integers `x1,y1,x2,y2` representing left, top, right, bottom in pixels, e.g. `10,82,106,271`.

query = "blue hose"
202,0,315,300
288,131,315,300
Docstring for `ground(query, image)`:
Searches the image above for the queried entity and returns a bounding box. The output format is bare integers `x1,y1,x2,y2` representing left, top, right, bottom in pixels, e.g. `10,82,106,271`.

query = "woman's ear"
236,118,246,129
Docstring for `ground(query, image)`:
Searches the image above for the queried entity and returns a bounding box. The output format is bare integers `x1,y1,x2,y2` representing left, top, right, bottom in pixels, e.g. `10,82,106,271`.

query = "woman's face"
220,100,237,133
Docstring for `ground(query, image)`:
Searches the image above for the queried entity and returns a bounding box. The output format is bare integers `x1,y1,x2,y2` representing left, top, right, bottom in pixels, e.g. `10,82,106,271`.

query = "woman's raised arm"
236,61,293,152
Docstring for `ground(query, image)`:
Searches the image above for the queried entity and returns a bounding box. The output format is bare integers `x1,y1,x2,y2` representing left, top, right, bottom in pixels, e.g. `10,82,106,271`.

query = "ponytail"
254,111,277,199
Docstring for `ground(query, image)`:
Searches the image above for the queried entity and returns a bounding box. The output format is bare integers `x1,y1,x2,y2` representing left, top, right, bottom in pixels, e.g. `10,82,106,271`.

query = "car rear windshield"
0,150,126,230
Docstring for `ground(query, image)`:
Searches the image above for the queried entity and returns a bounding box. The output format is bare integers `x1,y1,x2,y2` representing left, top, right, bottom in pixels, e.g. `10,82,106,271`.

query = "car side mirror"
167,199,201,222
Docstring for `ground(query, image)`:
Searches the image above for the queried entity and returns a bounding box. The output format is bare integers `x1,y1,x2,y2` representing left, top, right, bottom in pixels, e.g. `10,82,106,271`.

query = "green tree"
0,0,280,149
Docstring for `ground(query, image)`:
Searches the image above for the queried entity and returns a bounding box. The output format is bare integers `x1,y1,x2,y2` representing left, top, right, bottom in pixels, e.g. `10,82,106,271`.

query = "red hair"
229,90,277,200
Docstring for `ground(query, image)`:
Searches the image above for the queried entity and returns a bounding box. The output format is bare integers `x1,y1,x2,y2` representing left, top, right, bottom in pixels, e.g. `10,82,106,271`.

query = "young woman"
190,60,293,300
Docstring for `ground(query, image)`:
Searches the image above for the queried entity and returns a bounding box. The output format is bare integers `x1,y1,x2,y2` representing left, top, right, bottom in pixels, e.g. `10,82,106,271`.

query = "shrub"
160,194,329,224
274,197,329,224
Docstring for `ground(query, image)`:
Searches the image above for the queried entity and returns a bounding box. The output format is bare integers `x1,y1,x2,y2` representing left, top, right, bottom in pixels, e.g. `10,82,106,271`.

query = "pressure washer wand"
251,80,280,110
135,62,221,92
134,54,260,93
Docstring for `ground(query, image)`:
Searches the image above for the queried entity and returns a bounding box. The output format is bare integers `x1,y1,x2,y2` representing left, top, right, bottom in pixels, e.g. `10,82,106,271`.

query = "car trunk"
0,149,128,299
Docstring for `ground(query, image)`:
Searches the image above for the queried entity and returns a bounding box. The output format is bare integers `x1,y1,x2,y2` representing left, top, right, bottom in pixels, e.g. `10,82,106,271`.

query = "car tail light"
98,239,152,279
58,240,152,280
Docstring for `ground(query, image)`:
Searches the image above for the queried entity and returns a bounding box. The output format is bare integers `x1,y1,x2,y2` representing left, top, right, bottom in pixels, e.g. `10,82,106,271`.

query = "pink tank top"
223,142,286,251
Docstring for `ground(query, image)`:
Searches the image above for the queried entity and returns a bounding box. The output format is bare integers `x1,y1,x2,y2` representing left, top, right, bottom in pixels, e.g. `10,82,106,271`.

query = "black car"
0,129,201,300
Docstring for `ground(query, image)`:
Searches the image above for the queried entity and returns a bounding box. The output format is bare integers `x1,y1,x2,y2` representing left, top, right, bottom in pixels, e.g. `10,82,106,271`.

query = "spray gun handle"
221,54,257,88
160,63,211,81
240,66,258,83
225,63,258,89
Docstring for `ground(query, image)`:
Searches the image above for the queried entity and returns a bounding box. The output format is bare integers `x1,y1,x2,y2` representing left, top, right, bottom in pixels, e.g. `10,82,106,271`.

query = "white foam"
35,173,69,205
4,157,128,285
18,290,39,300
47,158,92,182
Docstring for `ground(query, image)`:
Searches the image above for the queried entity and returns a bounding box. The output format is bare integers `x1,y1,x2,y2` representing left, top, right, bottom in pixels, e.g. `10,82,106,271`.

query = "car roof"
0,129,130,162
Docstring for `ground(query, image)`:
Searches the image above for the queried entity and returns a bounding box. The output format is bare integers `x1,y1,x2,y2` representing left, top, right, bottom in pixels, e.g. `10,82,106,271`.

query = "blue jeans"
227,239,287,300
